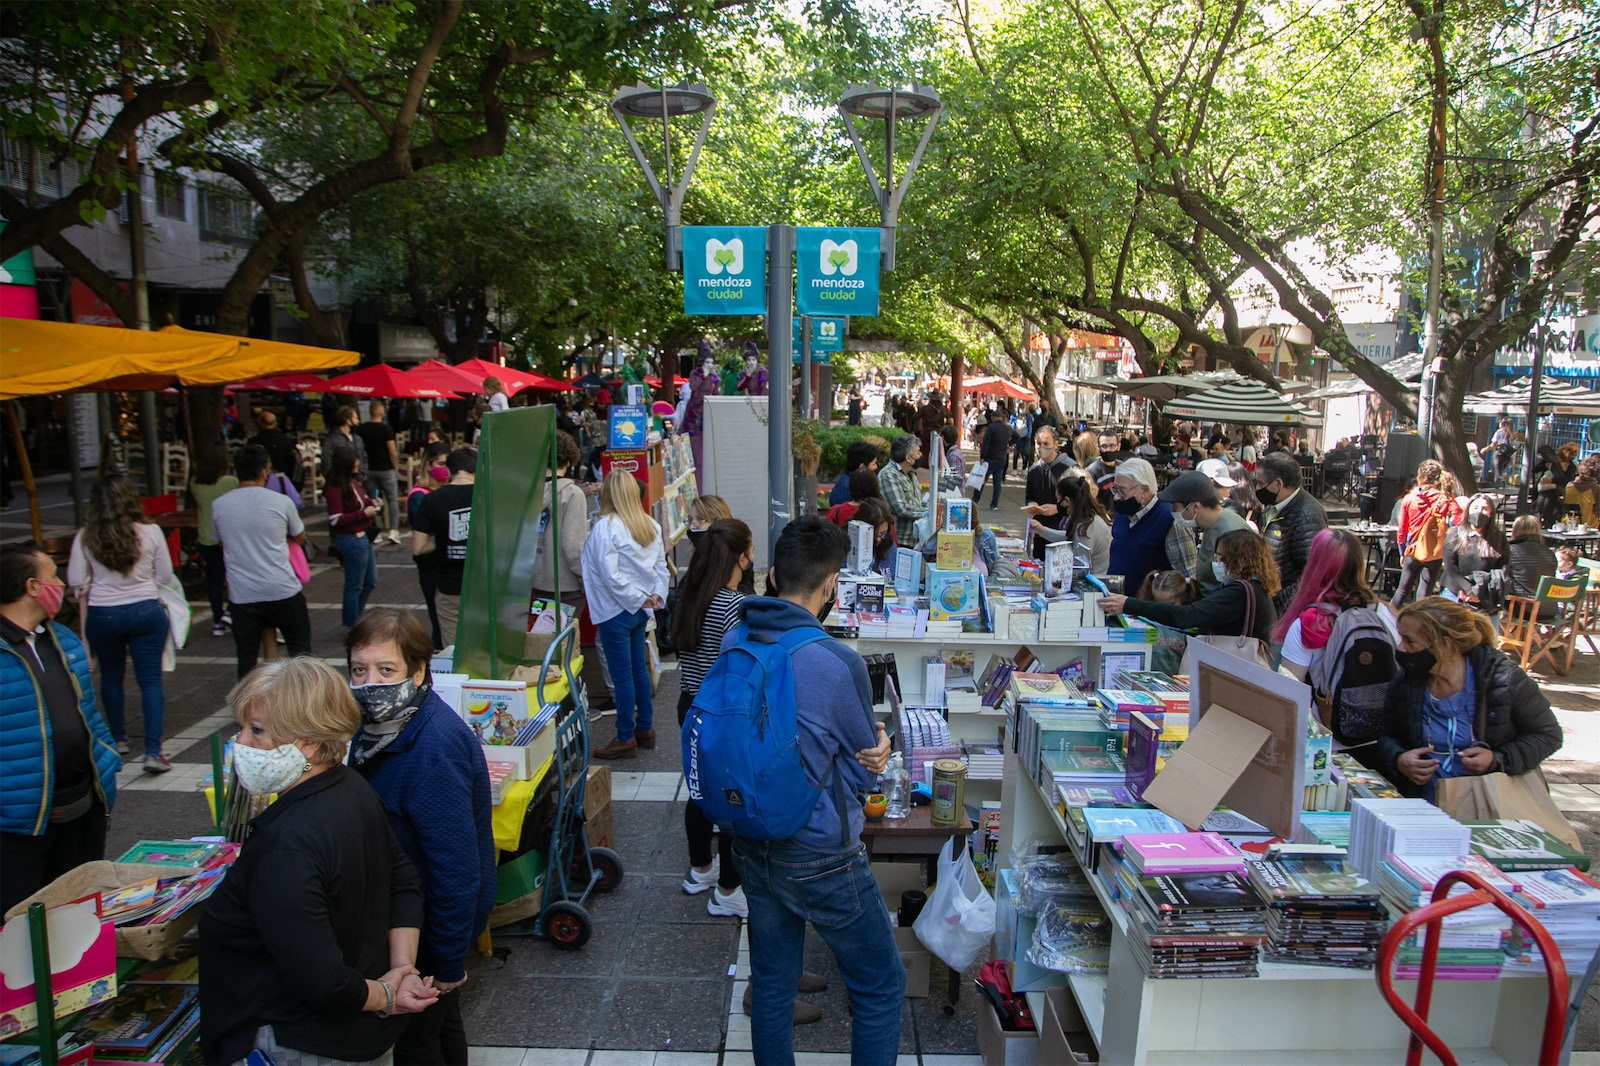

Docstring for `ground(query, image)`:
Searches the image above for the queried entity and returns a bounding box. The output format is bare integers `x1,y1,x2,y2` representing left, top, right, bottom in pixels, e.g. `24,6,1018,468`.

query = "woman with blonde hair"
1507,513,1559,618
581,470,668,759
1073,430,1098,469
67,474,172,770
199,657,437,1065
1376,596,1562,802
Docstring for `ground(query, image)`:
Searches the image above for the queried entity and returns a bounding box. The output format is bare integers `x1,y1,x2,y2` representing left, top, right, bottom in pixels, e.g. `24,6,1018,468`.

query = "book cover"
944,497,974,533
1059,784,1142,808
114,840,217,867
1126,711,1160,800
926,568,981,619
1126,832,1244,873
1504,867,1600,909
1011,672,1077,703
0,898,117,1038
846,519,875,575
1042,541,1074,598
1082,807,1185,842
1135,870,1261,913
72,983,197,1051
462,680,529,745
1246,858,1381,902
1465,819,1591,872
855,580,886,618
935,532,975,571
607,403,649,449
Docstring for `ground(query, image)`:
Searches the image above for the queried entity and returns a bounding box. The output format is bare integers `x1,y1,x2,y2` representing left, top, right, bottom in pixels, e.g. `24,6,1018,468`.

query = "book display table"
999,749,1549,1064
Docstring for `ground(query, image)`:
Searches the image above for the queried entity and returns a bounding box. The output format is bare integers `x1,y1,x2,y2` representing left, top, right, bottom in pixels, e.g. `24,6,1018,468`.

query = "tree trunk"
1433,361,1479,494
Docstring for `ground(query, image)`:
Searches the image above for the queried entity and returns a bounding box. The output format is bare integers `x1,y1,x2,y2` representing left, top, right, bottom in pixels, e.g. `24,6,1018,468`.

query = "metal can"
930,758,967,827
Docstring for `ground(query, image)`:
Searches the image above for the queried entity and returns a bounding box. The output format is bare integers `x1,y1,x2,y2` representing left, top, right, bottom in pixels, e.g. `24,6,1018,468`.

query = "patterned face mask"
232,741,310,796
350,678,418,724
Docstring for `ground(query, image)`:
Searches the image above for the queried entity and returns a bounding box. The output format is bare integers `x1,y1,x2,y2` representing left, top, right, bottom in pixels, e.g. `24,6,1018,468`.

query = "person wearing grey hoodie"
728,517,899,1066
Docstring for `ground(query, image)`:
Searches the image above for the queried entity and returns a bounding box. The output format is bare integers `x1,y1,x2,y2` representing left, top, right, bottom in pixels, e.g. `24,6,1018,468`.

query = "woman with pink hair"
1275,528,1398,682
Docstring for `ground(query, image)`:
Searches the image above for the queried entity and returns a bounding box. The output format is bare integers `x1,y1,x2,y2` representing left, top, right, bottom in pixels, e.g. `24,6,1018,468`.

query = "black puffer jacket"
1374,643,1563,796
1508,534,1558,618
1261,489,1328,611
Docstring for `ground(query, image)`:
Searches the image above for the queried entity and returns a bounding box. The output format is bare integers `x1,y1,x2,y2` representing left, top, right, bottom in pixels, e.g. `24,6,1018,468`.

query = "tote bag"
1436,767,1580,848
1179,580,1273,672
965,461,989,492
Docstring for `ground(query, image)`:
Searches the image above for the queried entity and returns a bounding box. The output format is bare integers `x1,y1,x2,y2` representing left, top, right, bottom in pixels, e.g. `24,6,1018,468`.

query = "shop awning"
0,318,357,398
1161,380,1324,426
963,376,1040,402
1465,375,1600,416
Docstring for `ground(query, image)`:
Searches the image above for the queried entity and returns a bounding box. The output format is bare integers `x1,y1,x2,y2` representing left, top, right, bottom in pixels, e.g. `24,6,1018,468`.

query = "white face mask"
232,740,311,796
1172,507,1197,532
1212,560,1229,583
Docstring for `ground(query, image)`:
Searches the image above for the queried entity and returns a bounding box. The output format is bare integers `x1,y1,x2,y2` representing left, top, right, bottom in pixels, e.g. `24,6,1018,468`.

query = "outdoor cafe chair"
1498,573,1590,677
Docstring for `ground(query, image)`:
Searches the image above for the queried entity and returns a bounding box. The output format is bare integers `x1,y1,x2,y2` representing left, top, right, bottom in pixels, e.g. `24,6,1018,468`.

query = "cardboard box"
4,862,202,961
585,800,613,850
1038,986,1098,1064
895,926,930,999
976,990,1040,1066
586,765,611,811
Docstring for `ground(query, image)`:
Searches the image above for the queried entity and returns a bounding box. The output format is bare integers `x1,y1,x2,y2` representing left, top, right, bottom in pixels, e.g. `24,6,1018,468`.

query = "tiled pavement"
9,472,1598,1059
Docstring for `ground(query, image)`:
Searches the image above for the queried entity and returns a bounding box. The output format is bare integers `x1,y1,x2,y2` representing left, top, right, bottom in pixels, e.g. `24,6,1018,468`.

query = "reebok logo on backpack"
1308,604,1398,746
681,625,840,842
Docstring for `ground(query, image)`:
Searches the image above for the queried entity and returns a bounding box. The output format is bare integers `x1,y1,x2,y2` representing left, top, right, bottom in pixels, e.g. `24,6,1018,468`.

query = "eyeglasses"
1111,485,1138,499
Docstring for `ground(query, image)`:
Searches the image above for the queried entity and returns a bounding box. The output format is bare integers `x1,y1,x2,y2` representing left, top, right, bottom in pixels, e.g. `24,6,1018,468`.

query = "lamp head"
612,83,716,118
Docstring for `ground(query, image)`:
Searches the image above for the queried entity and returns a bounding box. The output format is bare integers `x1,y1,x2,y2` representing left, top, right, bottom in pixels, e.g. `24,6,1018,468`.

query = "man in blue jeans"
974,408,1013,509
731,517,898,1065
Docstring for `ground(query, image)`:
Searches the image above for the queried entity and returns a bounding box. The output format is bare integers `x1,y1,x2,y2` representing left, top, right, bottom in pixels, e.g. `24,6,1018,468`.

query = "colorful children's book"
0,897,117,1038
114,840,217,867
926,567,981,620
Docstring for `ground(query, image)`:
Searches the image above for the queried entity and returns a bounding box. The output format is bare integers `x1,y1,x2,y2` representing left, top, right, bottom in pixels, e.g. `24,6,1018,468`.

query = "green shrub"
810,423,902,478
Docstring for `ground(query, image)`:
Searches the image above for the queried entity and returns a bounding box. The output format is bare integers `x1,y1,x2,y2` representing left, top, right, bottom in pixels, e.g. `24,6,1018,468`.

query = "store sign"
796,227,879,316
790,317,845,363
1493,314,1600,371
1343,321,1397,363
683,226,767,315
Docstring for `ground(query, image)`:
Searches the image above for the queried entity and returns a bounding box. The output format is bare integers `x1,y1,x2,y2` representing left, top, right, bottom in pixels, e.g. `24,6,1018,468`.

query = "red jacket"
1396,486,1462,553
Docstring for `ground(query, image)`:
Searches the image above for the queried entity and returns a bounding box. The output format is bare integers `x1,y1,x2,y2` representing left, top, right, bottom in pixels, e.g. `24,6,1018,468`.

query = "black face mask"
817,595,836,624
1113,495,1143,516
1100,451,1119,464
1255,485,1280,508
686,528,707,547
1395,648,1436,678
1471,511,1491,529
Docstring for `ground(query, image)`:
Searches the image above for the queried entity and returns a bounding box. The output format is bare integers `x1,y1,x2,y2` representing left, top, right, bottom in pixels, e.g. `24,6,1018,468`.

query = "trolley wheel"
543,900,592,950
588,847,624,893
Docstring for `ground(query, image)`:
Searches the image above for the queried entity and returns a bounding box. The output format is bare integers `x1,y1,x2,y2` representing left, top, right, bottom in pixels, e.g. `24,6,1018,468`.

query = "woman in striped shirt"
667,518,753,918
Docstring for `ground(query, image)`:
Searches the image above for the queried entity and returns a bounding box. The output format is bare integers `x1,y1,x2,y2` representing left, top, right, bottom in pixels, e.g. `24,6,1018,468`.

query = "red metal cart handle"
1375,868,1569,1066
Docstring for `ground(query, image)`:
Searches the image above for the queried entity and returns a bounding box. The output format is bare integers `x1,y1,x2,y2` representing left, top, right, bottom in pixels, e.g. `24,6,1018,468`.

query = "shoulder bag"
1179,579,1273,672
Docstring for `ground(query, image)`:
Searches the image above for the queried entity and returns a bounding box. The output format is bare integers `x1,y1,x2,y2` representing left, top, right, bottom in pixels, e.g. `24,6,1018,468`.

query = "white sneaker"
682,861,719,895
708,886,748,918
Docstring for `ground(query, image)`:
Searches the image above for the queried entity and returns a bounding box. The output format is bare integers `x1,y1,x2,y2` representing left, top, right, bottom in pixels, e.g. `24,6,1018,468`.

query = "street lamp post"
837,85,944,272
609,83,717,271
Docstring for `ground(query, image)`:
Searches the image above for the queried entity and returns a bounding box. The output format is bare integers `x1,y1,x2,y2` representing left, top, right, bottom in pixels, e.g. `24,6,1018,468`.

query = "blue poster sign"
607,404,649,449
791,317,845,363
796,227,879,316
682,226,766,315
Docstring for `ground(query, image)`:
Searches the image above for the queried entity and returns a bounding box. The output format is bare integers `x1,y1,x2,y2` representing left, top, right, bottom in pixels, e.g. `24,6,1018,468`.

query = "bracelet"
376,978,394,1017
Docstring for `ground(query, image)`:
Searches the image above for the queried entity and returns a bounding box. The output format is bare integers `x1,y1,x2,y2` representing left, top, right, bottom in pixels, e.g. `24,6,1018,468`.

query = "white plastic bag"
913,841,997,972
965,461,989,492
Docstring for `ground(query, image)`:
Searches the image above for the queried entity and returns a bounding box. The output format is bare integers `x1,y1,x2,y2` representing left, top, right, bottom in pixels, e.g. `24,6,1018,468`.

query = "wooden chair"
1499,573,1590,676
1575,558,1600,656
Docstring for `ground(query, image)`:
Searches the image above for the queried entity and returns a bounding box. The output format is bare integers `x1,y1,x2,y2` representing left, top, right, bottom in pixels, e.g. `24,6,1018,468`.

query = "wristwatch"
376,978,395,1018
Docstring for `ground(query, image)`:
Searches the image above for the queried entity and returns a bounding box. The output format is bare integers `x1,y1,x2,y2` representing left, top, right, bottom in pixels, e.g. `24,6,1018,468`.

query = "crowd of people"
0,373,1589,1066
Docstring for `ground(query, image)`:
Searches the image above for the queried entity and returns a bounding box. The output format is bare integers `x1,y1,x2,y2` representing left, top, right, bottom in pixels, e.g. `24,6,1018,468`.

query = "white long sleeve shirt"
580,513,668,625
67,524,173,605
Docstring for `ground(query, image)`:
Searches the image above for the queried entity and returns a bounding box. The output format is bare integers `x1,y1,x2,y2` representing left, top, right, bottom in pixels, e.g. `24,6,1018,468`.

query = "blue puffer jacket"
0,622,120,836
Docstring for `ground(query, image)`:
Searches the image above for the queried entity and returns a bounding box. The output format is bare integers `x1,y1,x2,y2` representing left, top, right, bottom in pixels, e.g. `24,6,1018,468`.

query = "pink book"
1124,832,1245,873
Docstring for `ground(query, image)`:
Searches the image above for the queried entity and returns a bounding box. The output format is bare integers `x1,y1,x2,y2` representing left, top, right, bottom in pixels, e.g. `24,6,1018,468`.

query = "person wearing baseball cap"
1160,470,1251,592
1197,457,1238,488
1109,457,1196,593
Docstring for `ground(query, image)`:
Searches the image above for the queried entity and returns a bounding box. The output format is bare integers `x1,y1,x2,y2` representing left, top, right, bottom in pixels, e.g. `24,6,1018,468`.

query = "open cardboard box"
4,862,202,961
895,926,930,999
976,988,1040,1066
1038,986,1097,1064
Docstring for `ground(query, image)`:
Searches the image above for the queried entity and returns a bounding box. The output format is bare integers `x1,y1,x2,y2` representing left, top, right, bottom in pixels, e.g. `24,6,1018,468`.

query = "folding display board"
454,405,557,680
1187,640,1311,838
701,396,775,566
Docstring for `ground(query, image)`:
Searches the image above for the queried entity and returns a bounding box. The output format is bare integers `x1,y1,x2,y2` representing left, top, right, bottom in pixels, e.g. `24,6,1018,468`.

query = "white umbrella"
1161,380,1324,426
1465,375,1600,416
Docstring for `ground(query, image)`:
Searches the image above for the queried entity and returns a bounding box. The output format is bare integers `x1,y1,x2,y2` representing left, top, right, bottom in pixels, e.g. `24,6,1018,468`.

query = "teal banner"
682,226,766,315
791,317,844,363
796,227,879,316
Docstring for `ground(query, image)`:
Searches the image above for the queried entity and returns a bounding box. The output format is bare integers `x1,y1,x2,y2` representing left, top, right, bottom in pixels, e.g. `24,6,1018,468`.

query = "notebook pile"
1248,857,1387,969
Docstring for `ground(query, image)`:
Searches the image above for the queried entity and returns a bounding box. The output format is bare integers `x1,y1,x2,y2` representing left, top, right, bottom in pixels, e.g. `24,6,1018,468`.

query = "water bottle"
884,752,911,819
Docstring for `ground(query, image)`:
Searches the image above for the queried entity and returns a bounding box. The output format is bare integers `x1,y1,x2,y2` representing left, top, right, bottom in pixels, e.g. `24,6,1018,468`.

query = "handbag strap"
1233,578,1255,638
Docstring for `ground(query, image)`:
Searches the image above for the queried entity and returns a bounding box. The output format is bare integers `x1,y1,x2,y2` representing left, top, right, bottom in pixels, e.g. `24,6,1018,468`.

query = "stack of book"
1117,671,1189,714
1373,854,1513,979
98,867,228,929
1503,867,1600,976
1116,866,1267,979
1349,799,1471,880
1248,857,1387,969
1041,747,1125,795
1093,688,1166,732
1465,819,1591,872
963,743,1005,781
1074,808,1186,867
1297,811,1353,849
1123,832,1243,875
69,983,200,1062
1333,754,1405,800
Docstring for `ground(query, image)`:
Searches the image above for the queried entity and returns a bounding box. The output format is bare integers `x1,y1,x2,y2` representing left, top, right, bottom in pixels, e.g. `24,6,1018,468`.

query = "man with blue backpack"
682,516,898,1065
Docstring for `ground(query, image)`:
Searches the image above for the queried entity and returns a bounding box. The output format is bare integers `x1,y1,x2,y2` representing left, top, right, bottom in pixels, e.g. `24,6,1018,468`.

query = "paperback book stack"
1465,819,1592,872
1297,811,1353,849
1248,857,1388,969
1503,867,1600,977
1073,808,1186,866
1373,855,1513,980
1094,688,1166,732
68,983,200,1063
1349,799,1472,880
1115,861,1267,979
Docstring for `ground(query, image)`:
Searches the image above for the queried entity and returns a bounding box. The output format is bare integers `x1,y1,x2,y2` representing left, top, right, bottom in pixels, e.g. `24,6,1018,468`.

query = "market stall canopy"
1111,372,1243,404
963,375,1040,402
1465,375,1600,416
234,371,334,392
406,359,486,395
1297,376,1373,400
320,363,459,399
515,371,576,392
451,357,579,394
1161,380,1324,426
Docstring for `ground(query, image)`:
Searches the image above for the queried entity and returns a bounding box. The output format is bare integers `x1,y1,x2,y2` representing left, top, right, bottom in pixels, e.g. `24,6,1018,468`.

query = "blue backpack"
682,625,848,844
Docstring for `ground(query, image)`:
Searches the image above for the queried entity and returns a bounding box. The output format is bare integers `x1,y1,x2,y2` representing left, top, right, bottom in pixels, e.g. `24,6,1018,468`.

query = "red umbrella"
321,364,457,399
513,371,575,393
406,360,482,395
234,372,330,391
449,358,535,393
